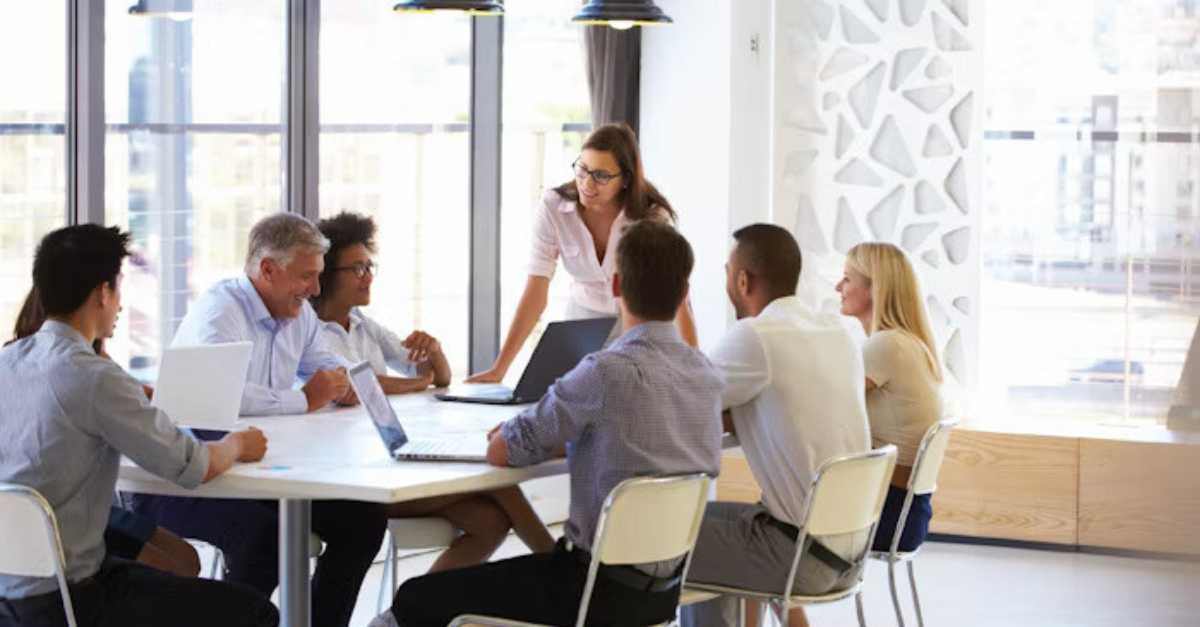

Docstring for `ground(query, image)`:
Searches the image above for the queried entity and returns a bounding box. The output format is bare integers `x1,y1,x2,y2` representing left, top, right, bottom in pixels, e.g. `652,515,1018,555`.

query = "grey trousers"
680,502,862,627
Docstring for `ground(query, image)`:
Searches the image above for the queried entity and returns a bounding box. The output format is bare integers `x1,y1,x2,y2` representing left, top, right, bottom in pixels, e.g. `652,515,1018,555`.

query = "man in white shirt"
129,214,387,627
681,224,871,627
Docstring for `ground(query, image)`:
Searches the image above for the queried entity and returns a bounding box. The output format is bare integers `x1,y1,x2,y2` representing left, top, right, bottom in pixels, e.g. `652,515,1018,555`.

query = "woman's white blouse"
528,189,666,315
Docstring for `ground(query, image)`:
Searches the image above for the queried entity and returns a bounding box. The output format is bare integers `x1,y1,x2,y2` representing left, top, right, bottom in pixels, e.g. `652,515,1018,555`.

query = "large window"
319,2,472,376
0,3,594,384
0,3,67,336
982,0,1200,425
499,1,591,376
104,1,286,372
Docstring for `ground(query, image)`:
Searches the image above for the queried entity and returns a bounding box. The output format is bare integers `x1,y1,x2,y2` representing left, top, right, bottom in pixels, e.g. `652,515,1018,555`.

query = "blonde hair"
845,242,943,382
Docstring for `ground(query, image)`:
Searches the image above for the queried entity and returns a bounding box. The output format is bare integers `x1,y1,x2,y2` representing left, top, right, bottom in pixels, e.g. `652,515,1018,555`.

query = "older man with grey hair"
128,212,389,627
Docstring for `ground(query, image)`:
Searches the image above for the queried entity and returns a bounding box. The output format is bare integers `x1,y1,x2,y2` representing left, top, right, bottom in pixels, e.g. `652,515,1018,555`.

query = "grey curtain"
583,25,641,133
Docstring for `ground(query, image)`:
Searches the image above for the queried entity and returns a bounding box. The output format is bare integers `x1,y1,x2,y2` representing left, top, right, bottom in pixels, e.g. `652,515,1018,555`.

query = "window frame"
61,0,508,372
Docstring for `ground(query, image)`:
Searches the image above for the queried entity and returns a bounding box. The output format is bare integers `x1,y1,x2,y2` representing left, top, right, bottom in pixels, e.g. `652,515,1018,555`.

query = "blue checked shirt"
0,321,209,598
171,276,348,416
500,321,723,555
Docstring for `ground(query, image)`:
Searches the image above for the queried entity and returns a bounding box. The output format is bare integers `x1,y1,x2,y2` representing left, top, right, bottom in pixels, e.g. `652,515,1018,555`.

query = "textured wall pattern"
774,0,981,386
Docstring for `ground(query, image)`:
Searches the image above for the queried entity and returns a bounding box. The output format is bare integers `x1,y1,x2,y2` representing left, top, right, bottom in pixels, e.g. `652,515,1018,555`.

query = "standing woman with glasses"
467,123,698,383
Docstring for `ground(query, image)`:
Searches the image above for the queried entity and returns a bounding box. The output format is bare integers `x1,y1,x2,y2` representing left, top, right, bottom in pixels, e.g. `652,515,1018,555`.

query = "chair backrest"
0,483,78,627
592,474,712,565
0,484,68,578
908,419,958,496
572,474,710,627
803,445,898,537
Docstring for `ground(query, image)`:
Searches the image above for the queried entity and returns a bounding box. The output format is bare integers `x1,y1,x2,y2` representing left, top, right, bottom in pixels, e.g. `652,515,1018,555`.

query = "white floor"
339,527,1200,627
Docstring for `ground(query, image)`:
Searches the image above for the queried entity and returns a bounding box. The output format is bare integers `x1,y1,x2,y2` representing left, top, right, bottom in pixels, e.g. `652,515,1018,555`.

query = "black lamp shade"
393,0,504,15
572,0,673,27
127,0,193,19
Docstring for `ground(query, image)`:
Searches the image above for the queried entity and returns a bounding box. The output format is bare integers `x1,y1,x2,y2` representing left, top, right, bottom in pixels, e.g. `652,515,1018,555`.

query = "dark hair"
33,224,131,317
553,123,676,222
731,223,803,300
9,287,45,345
617,221,694,321
6,287,103,352
313,212,377,306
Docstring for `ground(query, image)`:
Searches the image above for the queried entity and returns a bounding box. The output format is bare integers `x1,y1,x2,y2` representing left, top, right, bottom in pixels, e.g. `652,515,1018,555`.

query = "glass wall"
982,0,1200,425
104,0,286,372
319,1,472,376
0,3,67,337
499,1,591,377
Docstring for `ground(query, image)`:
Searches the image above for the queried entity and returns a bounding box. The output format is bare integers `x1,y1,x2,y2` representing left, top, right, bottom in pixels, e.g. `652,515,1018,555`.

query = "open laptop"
153,342,253,431
436,317,617,405
348,361,490,462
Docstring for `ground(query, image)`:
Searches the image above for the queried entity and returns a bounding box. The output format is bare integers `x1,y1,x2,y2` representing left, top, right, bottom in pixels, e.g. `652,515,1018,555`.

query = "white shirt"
528,189,666,315
172,275,348,416
708,296,871,528
319,308,419,378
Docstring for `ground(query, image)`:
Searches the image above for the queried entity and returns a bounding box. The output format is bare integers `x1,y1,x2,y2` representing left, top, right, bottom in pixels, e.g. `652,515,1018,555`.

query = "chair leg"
375,539,391,613
907,561,925,627
887,562,905,627
209,547,225,581
855,591,867,627
777,601,788,627
736,597,746,627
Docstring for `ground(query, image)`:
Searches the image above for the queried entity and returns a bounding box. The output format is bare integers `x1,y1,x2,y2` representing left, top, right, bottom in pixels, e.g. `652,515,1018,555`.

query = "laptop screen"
348,362,409,455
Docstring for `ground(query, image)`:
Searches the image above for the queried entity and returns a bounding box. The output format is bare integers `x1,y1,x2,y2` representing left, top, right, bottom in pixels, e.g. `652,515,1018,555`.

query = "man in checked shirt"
374,220,723,627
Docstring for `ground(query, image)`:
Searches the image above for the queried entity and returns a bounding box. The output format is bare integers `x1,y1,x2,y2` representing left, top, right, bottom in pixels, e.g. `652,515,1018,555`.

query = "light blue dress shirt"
499,321,724,555
171,275,348,416
0,321,209,598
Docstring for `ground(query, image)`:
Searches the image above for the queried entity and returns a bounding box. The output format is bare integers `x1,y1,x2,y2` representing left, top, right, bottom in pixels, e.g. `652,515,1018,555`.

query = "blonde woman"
836,242,944,552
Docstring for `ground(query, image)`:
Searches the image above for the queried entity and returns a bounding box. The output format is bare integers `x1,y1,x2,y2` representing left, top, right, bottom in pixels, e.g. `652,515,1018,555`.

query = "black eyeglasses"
332,261,377,279
572,158,622,186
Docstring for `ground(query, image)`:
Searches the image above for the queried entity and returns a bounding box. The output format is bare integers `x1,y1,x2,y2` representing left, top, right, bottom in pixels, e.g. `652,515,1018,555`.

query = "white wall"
643,1,984,398
640,0,773,347
771,0,983,390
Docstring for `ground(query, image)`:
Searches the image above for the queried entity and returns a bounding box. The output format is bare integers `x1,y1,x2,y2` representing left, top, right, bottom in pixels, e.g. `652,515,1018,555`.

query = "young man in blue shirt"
0,224,276,627
376,220,723,627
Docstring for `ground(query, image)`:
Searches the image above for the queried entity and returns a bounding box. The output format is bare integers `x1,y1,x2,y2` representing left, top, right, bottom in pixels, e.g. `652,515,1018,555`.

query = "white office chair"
682,445,898,627
860,419,958,627
448,473,713,627
375,517,459,612
0,483,79,627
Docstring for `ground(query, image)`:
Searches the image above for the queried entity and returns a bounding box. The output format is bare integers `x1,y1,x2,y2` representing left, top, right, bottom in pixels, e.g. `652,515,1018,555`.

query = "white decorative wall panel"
772,0,982,387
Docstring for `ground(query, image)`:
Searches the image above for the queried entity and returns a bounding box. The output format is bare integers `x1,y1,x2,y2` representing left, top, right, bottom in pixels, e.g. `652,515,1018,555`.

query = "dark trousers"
872,485,932,553
391,540,680,627
128,494,386,627
0,558,277,627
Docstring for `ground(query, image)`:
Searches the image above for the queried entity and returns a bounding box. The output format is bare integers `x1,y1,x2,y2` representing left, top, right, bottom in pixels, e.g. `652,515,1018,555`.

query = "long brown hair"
554,123,675,222
7,287,103,353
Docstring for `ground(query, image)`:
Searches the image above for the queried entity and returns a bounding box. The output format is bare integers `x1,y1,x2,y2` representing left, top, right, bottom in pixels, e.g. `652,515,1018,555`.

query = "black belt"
764,516,856,576
561,539,683,593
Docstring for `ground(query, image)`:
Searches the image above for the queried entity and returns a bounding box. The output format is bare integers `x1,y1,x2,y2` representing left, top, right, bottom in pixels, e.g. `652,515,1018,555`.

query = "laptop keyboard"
402,439,484,457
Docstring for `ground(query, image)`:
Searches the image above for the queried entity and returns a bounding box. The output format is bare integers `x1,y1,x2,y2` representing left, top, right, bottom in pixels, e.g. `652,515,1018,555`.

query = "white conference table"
117,390,564,627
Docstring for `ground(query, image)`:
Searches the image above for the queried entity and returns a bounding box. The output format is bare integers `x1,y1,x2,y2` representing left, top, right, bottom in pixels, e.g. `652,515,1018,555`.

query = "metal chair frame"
683,445,899,627
0,483,80,627
859,419,959,627
448,473,712,627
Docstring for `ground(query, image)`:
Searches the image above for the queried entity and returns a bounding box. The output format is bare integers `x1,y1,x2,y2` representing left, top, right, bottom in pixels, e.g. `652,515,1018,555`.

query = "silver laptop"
348,361,489,462
153,342,253,430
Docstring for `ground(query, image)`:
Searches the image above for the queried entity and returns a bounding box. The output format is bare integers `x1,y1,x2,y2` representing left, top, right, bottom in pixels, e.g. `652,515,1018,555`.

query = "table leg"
280,498,312,627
